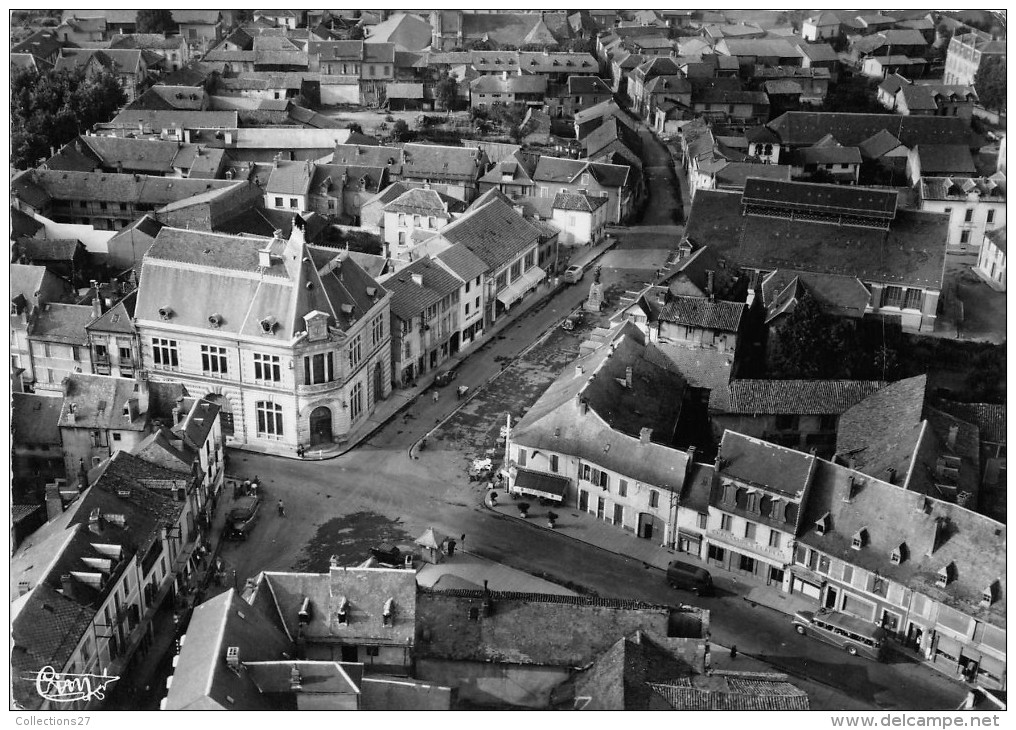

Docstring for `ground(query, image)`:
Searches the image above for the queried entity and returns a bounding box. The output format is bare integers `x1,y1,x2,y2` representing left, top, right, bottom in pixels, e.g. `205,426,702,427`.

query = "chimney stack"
258,243,273,268
706,270,715,300
639,427,652,445
577,396,589,414
45,481,65,521
88,507,102,535
60,574,75,600
574,365,584,379
947,425,958,450
173,397,185,425
625,366,633,388
411,273,423,287
289,666,302,692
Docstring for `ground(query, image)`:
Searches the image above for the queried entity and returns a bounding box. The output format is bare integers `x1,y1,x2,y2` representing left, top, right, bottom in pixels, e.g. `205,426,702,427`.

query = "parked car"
223,495,261,541
434,366,459,387
666,560,713,596
563,264,585,284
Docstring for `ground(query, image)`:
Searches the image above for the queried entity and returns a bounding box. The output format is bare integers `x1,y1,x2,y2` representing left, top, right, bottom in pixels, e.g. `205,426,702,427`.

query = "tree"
11,67,127,169
974,55,1006,112
346,122,363,134
767,290,837,378
390,119,412,142
435,71,459,112
348,24,365,40
136,9,176,34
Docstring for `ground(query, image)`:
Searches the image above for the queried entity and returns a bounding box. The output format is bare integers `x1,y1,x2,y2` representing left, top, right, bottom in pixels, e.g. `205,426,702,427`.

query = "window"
769,530,781,548
739,555,756,572
275,197,283,207
524,250,535,270
304,352,335,384
818,555,831,574
880,285,904,308
152,338,179,368
964,208,974,222
744,521,757,540
254,353,281,382
618,479,627,497
201,345,227,375
841,564,854,584
112,432,122,442
510,260,522,281
987,209,995,224
648,490,659,508
902,288,922,310
707,544,725,562
371,315,385,346
413,215,421,227
518,449,527,467
550,454,559,473
290,198,299,209
465,303,470,314
696,512,707,530
465,281,471,293
720,513,733,531
775,414,798,430
398,213,406,226
960,230,970,244
348,335,362,369
350,381,364,420
255,401,284,438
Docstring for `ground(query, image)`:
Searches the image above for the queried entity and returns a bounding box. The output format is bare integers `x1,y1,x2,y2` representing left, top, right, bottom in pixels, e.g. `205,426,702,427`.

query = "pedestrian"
433,391,439,403
730,645,737,660
277,499,285,517
460,534,466,548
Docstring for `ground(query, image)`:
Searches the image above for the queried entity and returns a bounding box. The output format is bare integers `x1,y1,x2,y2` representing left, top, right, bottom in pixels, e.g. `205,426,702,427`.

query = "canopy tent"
496,265,547,307
511,467,569,502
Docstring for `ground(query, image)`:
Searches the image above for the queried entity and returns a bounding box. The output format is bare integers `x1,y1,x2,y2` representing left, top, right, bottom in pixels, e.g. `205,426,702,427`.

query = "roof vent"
208,313,223,328
340,303,354,315
158,306,174,320
260,316,277,334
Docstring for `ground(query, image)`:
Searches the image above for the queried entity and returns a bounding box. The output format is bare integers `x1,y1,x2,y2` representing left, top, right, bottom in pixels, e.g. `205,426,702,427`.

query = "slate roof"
799,459,1005,628
984,226,1006,255
58,373,148,431
383,188,465,216
265,161,314,196
164,589,293,710
715,164,792,188
858,129,906,159
766,112,973,149
29,169,239,206
11,207,45,238
723,380,885,415
434,198,540,272
471,74,547,94
567,75,612,95
139,226,385,339
914,144,977,177
384,257,464,321
797,145,862,166
717,430,817,503
401,143,487,183
13,393,64,446
17,238,82,262
512,324,690,491
108,109,238,130
415,587,677,666
553,192,608,213
29,304,94,346
55,49,147,76
659,296,745,332
435,243,488,283
795,43,841,63
684,189,948,289
761,269,872,321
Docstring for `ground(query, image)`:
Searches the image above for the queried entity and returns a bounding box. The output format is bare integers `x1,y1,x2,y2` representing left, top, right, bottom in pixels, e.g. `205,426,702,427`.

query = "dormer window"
936,562,954,588
890,542,907,565
336,596,349,625
815,512,830,535
851,527,868,550
158,305,174,320
260,316,277,335
981,581,998,607
208,313,223,328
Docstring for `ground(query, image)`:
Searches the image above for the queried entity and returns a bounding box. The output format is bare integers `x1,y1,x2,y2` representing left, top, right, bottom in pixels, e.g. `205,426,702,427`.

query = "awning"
511,468,568,502
935,634,963,659
496,266,546,307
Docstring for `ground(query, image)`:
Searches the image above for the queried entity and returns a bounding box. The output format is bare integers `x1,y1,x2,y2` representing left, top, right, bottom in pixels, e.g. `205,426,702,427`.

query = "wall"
32,213,116,255
919,197,1006,252
551,208,593,245
321,83,362,105
416,659,569,708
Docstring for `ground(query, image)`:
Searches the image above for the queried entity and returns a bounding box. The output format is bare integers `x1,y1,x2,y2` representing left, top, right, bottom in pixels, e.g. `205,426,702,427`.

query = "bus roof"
818,610,885,638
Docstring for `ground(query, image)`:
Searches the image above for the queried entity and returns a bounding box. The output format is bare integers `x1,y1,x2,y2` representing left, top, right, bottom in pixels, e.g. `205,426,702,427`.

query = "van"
563,264,585,284
666,560,713,596
224,495,261,541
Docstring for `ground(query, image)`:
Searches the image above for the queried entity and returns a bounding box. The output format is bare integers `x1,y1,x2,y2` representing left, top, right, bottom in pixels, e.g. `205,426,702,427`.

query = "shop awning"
935,634,963,659
511,468,568,502
496,266,546,307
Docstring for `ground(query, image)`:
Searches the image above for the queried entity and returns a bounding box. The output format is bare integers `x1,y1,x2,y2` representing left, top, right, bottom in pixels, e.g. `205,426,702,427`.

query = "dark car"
434,367,459,387
223,496,261,541
666,560,713,596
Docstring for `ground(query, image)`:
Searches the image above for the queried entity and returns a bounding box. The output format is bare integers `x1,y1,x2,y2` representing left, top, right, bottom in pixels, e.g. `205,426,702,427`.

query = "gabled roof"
913,144,977,177
17,238,83,262
432,198,540,272
13,393,64,446
761,269,872,321
86,290,137,335
648,674,810,711
58,373,148,431
470,74,547,95
400,143,487,183
384,256,464,321
553,192,607,213
766,112,973,149
435,243,487,282
717,430,816,504
364,12,434,52
265,160,315,196
383,187,465,217
858,129,906,160
29,304,94,346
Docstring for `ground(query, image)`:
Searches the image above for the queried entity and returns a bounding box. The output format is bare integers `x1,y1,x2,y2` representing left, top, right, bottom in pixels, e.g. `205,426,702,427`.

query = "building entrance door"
578,490,588,512
597,497,605,519
309,406,332,446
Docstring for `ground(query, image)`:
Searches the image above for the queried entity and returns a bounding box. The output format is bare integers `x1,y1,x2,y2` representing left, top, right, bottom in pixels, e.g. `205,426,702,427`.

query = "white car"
563,264,585,284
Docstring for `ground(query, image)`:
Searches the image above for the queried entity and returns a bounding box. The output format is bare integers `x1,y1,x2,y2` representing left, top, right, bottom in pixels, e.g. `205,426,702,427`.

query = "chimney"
173,397,185,425
60,574,75,600
947,425,958,450
574,365,584,379
625,366,633,388
226,646,241,670
45,481,64,521
135,374,149,415
576,396,589,414
706,270,715,300
78,458,89,491
258,244,273,268
92,292,102,319
886,467,897,485
639,427,652,445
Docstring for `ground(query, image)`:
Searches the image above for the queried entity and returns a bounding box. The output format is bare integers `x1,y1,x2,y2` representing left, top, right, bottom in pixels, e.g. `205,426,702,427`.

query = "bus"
792,609,887,661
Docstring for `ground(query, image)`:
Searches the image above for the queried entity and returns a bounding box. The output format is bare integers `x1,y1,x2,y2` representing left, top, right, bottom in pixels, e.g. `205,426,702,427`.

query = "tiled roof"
684,189,948,289
724,380,885,415
761,269,872,321
13,393,63,446
401,143,487,183
383,187,465,216
715,163,792,187
935,401,1007,445
30,169,238,205
435,243,487,282
29,304,94,346
108,108,238,130
718,430,816,504
265,161,314,196
58,373,148,431
567,75,612,94
17,238,82,262
858,129,906,159
471,74,547,94
659,296,745,332
384,256,463,321
649,675,810,711
914,144,977,176
436,198,540,272
553,192,607,212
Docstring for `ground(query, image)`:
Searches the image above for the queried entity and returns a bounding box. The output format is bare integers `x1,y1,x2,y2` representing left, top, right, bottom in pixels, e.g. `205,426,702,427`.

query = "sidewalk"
232,235,620,462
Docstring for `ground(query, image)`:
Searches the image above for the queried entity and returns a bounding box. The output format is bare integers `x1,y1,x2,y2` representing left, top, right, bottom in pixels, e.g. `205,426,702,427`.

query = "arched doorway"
309,406,333,446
